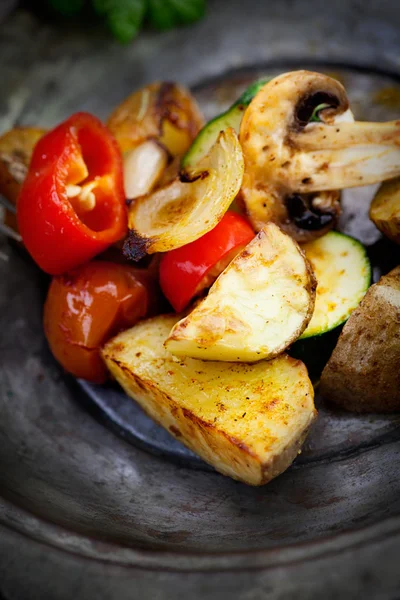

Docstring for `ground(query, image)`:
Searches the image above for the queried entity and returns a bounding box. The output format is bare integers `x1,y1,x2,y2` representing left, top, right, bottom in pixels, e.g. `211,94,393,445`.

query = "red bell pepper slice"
159,211,255,312
17,112,127,275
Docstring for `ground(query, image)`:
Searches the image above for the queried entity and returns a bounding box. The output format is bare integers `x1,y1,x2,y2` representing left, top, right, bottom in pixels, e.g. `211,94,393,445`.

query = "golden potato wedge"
166,223,316,362
0,127,45,231
102,315,316,485
320,266,400,412
123,128,244,260
0,126,45,201
107,82,204,156
370,177,400,244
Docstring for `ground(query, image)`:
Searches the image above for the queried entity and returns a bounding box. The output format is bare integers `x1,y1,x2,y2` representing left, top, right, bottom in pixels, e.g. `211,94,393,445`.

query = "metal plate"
1,2,400,599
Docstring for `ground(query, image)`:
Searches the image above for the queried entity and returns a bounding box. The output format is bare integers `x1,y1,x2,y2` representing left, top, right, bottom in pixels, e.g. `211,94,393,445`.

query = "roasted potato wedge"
107,82,204,156
102,315,316,485
0,127,45,230
320,266,400,412
166,223,316,362
370,177,400,244
123,128,244,260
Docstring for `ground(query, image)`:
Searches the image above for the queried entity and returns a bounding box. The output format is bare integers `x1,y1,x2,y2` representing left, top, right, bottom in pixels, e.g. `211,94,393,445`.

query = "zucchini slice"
300,231,371,339
182,77,271,168
165,223,316,362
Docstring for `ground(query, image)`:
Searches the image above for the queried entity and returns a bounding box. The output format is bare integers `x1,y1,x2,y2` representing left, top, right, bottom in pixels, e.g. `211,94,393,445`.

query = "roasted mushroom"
107,82,204,199
240,71,400,242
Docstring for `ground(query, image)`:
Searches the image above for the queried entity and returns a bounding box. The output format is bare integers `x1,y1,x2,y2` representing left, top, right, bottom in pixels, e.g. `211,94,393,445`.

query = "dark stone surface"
1,1,400,598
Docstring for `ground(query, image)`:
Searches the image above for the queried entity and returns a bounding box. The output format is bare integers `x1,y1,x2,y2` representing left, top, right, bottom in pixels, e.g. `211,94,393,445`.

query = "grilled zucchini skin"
300,231,371,339
291,231,371,377
182,78,271,168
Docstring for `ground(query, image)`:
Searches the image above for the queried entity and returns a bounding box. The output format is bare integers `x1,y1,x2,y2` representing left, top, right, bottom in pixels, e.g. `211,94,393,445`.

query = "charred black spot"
295,92,339,128
169,425,182,437
156,82,175,116
285,194,336,231
156,82,196,135
123,230,150,262
179,169,209,183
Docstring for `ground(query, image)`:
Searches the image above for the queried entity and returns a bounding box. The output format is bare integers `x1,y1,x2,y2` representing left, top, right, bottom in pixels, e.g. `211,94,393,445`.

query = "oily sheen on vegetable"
44,262,155,383
165,223,316,362
17,112,127,275
159,211,255,312
108,82,204,200
240,71,400,242
102,314,316,485
123,128,244,260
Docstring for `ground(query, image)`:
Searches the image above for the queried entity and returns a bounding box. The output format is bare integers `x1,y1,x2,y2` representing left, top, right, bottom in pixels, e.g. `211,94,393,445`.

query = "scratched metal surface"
1,1,400,599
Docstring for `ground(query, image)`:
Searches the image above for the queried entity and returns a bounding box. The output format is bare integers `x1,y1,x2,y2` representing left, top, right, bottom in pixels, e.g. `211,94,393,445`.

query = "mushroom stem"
288,120,400,192
298,120,400,150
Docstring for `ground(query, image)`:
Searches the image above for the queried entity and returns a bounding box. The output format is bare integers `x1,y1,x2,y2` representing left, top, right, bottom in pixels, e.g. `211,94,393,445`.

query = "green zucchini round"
291,231,371,377
182,77,271,168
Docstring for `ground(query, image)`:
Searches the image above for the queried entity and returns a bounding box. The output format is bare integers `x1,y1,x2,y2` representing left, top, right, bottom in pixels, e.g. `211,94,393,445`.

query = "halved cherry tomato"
43,261,155,383
159,211,255,312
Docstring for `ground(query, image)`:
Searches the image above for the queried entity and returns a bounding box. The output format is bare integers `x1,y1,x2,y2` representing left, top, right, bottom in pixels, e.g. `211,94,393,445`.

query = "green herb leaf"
48,0,85,17
168,0,206,24
93,0,146,43
147,0,206,31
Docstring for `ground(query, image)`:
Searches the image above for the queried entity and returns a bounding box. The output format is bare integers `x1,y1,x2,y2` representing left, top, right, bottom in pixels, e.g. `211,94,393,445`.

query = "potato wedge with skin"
370,177,400,244
166,223,316,362
102,315,316,485
123,128,244,260
0,127,45,231
320,266,400,412
107,82,204,156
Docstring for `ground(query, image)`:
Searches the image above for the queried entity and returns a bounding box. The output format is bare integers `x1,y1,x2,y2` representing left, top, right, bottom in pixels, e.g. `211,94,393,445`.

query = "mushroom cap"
239,70,350,242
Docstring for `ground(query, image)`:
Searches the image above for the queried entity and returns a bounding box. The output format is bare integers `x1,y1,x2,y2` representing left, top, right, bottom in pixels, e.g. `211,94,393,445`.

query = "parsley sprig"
48,0,206,43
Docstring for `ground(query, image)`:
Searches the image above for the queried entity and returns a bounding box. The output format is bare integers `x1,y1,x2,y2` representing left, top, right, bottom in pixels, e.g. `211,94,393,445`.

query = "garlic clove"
123,140,168,200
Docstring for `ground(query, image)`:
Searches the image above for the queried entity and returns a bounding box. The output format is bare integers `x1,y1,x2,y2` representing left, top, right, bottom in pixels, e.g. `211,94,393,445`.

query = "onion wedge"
123,128,244,260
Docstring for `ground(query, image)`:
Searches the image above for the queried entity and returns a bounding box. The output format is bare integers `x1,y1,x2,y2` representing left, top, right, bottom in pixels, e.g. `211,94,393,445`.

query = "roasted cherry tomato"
159,211,255,312
43,261,154,383
17,112,126,275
